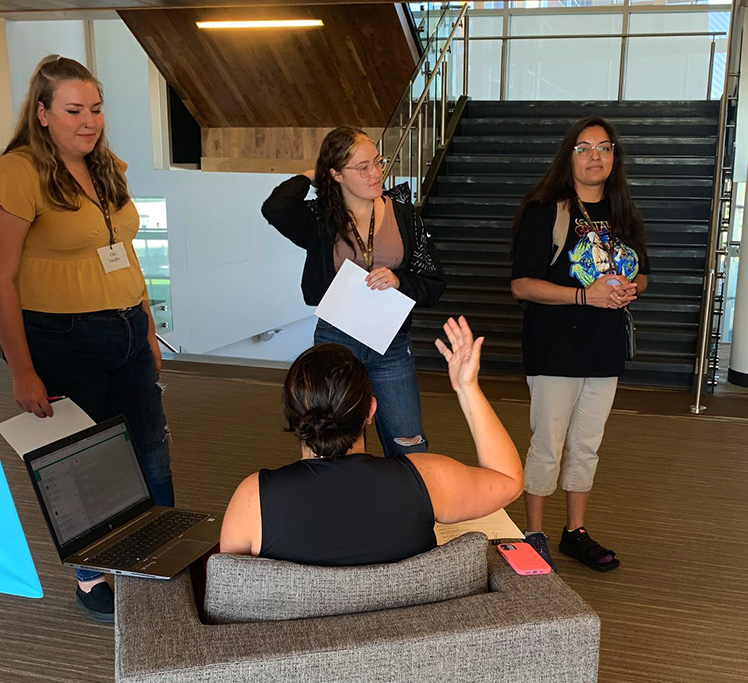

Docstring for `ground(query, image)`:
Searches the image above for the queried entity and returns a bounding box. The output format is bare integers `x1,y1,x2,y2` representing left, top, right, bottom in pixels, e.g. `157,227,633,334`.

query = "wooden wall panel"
200,126,383,173
118,5,415,129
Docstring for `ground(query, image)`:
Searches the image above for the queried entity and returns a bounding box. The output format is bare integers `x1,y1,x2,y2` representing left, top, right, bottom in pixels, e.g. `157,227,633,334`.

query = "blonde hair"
3,55,130,212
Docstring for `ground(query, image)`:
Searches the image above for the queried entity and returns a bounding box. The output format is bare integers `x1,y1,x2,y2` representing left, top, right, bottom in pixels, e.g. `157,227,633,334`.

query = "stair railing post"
692,0,740,407
462,14,470,97
440,59,448,145
617,35,628,101
382,2,468,181
416,108,424,204
691,269,715,414
707,35,716,100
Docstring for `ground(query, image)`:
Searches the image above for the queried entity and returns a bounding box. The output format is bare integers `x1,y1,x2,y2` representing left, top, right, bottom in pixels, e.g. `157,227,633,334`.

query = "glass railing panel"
132,197,174,334
381,4,467,201
409,2,463,46
625,35,716,100
507,36,620,100
626,10,729,100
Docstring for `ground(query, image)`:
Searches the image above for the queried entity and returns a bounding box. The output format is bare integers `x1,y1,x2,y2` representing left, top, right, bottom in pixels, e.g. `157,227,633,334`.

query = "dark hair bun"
282,344,373,460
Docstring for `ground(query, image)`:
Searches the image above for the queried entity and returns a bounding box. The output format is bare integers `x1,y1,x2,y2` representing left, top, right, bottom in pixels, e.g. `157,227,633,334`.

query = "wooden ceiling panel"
0,0,400,11
118,5,415,128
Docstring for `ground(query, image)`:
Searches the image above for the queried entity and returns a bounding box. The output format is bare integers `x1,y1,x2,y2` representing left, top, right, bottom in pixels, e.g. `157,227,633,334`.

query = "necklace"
351,202,376,272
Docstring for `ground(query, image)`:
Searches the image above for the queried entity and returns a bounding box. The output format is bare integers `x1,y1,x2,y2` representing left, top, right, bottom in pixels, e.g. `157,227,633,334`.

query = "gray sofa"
115,533,600,682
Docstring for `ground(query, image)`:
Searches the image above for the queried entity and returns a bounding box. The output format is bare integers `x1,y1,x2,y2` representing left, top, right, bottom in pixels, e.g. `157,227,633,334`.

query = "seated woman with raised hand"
220,317,523,566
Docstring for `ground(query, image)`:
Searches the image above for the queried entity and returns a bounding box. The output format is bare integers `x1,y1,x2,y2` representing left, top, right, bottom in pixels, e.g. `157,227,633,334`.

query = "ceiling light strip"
196,20,324,30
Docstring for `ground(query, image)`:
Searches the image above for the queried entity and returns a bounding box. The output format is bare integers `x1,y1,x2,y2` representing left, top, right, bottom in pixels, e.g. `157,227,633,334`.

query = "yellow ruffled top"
0,148,147,313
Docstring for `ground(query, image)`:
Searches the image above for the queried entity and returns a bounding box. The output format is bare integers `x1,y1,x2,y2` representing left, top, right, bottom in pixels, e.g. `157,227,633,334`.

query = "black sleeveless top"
258,453,436,566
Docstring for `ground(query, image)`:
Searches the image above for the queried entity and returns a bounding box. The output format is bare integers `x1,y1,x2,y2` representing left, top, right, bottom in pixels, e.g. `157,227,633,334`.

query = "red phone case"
497,542,552,575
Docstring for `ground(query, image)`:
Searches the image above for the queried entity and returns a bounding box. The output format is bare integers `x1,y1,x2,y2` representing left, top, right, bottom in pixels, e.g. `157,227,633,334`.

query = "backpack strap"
550,200,570,266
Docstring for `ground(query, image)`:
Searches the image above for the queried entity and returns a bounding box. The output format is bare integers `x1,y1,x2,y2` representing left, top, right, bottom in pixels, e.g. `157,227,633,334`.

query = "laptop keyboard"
89,510,208,569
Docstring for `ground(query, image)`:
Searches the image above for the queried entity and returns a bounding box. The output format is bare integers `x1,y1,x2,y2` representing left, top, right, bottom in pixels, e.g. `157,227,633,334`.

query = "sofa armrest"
116,558,599,683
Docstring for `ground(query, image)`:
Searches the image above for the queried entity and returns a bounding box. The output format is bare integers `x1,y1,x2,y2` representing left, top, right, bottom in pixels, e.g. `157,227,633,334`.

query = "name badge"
97,242,131,273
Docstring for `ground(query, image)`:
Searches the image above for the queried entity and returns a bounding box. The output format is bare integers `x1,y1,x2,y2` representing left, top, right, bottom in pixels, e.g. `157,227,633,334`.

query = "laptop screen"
29,421,151,548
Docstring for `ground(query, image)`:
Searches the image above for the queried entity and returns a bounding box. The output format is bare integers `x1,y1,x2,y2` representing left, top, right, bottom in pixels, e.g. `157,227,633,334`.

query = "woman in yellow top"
0,56,173,622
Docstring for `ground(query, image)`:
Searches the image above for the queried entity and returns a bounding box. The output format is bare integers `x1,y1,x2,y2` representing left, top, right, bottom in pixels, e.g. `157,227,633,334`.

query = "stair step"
445,155,716,177
425,217,709,242
426,196,711,221
416,100,715,389
459,117,719,137
452,136,717,156
466,100,720,118
435,175,714,199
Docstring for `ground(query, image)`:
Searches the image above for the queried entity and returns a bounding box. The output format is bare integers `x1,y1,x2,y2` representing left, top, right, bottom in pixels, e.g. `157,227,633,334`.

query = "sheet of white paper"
315,259,416,355
0,399,96,458
434,508,523,545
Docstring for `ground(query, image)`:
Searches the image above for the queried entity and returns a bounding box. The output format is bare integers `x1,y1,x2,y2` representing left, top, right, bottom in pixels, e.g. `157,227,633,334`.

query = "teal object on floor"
0,461,42,598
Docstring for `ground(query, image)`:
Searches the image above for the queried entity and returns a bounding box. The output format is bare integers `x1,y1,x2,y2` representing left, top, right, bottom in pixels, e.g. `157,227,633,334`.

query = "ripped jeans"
314,320,427,458
23,305,174,582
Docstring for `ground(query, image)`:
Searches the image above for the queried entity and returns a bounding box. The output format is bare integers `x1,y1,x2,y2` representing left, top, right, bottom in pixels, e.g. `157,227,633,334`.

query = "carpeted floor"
1,362,747,682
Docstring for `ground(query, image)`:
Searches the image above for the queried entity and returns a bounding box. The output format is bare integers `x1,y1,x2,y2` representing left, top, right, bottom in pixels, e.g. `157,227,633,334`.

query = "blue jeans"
314,320,427,458
23,305,174,582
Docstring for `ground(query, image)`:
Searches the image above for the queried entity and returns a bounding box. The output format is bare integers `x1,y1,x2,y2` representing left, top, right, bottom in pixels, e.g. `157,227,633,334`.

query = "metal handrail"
431,31,726,41
156,333,178,353
432,29,726,102
382,3,469,182
691,0,742,413
379,3,455,140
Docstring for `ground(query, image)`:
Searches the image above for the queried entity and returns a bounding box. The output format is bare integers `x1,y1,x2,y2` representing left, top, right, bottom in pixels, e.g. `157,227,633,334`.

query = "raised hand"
434,316,484,393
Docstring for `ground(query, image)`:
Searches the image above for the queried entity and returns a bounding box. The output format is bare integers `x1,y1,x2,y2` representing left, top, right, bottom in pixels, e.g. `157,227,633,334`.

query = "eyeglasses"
573,143,615,158
343,157,388,178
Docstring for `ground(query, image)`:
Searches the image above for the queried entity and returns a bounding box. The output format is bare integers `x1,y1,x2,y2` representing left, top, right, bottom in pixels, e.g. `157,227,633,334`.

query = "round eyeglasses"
343,157,388,178
573,143,615,158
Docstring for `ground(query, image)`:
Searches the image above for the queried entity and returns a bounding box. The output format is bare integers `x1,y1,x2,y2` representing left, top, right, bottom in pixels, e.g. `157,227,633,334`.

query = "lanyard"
576,197,618,276
351,203,376,272
92,180,116,249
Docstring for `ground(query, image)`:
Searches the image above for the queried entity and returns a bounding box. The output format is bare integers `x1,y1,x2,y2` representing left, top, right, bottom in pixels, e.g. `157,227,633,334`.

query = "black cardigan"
261,175,447,311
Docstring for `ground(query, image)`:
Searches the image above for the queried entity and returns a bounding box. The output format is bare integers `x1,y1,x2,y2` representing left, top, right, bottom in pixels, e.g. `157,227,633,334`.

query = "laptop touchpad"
153,539,212,563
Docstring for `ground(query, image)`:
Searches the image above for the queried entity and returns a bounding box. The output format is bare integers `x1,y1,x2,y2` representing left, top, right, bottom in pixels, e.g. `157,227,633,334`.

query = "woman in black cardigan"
262,126,446,458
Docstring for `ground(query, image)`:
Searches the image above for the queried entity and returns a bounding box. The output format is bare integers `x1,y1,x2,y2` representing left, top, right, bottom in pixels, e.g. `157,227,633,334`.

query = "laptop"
23,415,222,579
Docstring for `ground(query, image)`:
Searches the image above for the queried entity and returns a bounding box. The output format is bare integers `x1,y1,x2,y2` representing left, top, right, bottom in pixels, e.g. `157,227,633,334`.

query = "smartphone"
497,542,552,575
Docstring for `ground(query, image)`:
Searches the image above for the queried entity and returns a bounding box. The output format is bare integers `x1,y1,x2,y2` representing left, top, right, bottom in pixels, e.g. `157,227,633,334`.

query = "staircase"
412,100,719,388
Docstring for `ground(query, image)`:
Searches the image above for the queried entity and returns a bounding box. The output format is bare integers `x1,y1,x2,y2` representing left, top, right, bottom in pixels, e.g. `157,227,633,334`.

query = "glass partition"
625,11,729,100
132,198,173,335
381,4,467,202
508,14,622,100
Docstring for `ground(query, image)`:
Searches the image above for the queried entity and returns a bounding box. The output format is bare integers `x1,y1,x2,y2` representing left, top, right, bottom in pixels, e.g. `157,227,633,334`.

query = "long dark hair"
282,343,373,460
3,55,130,212
314,126,374,249
509,117,647,264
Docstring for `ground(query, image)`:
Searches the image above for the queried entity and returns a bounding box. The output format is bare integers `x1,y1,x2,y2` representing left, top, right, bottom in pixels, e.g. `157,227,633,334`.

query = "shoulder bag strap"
550,199,570,266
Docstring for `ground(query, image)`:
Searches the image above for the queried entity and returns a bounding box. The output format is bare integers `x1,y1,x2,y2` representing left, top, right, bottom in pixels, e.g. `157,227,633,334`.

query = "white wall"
5,20,88,114
4,18,313,354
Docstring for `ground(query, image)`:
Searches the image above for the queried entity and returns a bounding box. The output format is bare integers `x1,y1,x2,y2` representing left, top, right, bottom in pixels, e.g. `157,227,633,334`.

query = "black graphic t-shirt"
511,198,649,378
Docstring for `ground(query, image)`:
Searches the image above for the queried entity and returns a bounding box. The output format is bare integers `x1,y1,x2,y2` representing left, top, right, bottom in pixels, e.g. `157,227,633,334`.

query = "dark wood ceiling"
118,5,416,128
0,0,399,12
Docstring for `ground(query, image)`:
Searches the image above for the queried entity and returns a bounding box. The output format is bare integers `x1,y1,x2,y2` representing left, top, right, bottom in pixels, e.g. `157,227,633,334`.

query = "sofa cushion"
204,531,488,623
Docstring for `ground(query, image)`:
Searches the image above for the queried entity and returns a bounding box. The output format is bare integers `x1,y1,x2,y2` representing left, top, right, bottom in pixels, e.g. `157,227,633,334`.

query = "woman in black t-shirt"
220,317,523,566
510,117,649,573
